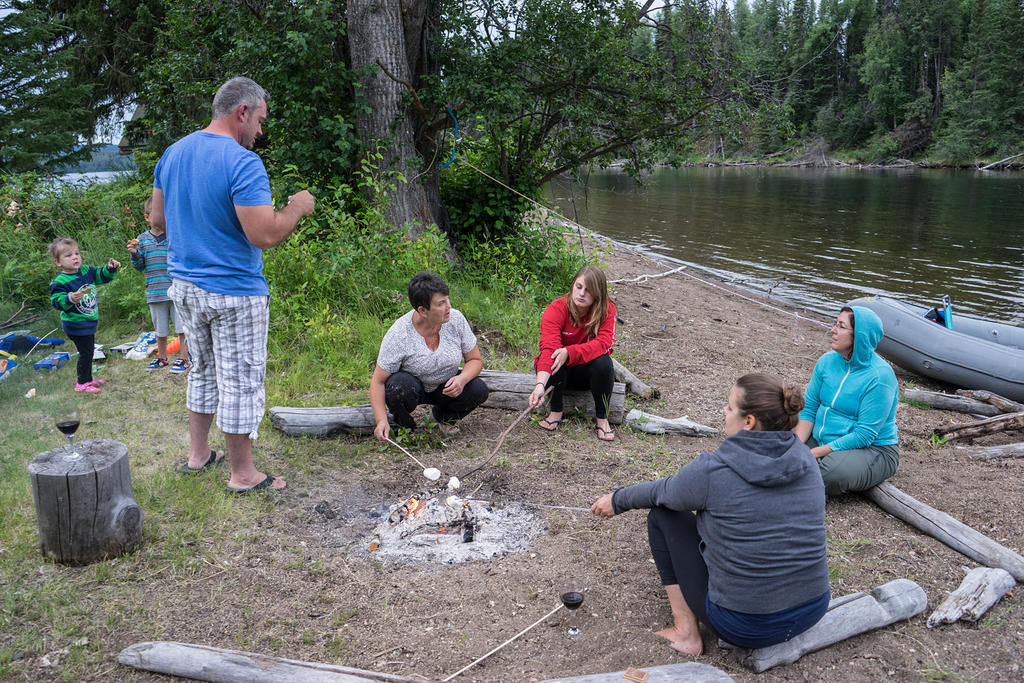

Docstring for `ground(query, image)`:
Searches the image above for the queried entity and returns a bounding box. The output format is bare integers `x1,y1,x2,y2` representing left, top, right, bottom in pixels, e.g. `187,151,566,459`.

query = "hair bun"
782,385,805,415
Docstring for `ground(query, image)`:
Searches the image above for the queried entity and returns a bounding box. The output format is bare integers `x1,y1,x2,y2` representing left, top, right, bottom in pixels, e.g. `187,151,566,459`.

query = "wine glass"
56,409,81,459
560,586,584,640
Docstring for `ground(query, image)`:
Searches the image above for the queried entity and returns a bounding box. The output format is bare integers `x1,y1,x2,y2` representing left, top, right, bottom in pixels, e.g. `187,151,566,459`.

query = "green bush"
3,166,589,400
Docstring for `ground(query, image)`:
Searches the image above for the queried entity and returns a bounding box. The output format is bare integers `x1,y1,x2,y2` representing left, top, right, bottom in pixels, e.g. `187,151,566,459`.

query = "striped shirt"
49,265,117,335
130,229,171,303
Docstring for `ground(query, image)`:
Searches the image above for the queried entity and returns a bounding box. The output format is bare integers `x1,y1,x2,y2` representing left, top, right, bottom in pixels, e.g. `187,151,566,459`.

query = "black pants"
647,506,713,630
384,371,489,429
67,333,95,385
545,354,614,419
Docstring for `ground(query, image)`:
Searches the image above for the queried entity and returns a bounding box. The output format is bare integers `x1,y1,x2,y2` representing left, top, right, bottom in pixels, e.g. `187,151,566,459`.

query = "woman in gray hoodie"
592,374,829,655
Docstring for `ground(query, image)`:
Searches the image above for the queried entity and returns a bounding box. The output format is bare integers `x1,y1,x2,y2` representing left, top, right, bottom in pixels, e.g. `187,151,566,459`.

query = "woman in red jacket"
528,265,617,441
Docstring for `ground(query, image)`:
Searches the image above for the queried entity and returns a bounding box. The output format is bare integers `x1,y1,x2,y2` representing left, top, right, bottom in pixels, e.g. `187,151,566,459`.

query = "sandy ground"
69,237,1022,682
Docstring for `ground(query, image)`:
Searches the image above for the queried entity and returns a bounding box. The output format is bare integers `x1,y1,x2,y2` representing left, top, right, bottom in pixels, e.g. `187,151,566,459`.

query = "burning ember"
365,489,542,564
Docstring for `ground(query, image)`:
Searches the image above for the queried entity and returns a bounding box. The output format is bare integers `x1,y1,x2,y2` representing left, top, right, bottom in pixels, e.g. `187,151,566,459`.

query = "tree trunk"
347,0,438,239
29,439,143,565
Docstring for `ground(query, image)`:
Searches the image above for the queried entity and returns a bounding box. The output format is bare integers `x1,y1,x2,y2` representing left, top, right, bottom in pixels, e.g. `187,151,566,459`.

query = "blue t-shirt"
154,131,273,296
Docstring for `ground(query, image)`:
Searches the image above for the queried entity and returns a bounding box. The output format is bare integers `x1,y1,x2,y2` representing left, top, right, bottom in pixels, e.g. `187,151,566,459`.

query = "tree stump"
29,438,143,565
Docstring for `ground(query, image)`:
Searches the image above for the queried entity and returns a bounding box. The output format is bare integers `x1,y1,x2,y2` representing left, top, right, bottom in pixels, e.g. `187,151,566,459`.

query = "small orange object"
166,336,180,353
622,668,649,683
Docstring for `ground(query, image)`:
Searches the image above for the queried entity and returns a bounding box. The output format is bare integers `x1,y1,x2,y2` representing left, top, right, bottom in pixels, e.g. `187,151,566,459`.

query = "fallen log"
540,661,734,682
954,389,1024,414
959,442,1024,460
927,567,1016,628
625,409,718,437
611,357,659,399
476,369,625,422
901,389,1000,417
269,370,626,436
118,641,419,682
731,579,927,673
862,481,1024,581
933,411,1024,441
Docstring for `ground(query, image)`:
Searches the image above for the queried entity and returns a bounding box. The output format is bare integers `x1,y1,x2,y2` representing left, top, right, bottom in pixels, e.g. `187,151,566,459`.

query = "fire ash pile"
366,489,542,564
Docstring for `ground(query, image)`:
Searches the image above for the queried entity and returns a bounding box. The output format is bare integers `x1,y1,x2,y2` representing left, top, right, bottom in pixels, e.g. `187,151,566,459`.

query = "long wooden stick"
441,603,564,681
458,386,552,481
385,437,429,470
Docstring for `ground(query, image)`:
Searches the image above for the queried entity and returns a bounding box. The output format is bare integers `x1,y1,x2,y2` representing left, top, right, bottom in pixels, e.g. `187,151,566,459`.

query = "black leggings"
67,333,95,385
545,354,614,419
647,506,713,629
384,371,489,429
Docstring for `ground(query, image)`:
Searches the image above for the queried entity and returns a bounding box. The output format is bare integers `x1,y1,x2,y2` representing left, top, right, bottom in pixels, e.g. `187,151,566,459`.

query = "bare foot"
655,626,703,656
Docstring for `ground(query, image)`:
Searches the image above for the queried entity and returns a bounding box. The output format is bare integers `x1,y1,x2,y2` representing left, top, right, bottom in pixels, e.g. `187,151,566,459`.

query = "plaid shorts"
169,279,269,439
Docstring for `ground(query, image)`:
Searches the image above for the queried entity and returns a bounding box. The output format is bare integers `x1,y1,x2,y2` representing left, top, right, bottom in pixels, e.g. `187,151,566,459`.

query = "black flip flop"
228,474,278,496
596,427,616,442
538,418,562,433
176,449,223,474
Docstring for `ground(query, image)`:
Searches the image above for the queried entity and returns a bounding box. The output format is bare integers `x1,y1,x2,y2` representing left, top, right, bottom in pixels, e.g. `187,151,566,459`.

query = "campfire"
366,487,541,564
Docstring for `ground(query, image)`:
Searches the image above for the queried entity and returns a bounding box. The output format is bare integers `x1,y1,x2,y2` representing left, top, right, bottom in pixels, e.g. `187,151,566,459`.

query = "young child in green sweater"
48,237,120,393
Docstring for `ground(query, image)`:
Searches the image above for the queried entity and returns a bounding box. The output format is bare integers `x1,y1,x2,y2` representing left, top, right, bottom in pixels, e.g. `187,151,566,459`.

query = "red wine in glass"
56,419,80,436
561,590,584,638
56,411,81,458
560,591,584,610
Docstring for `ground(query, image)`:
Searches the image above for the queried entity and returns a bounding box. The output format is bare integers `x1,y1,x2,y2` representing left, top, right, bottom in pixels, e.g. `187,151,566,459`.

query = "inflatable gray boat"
848,296,1024,402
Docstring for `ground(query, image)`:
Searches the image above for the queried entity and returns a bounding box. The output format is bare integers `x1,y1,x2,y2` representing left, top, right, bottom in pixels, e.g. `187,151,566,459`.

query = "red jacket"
533,296,616,373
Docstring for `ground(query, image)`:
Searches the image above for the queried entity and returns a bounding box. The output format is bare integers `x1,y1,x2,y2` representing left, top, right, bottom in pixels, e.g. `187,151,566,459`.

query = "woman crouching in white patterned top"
370,272,489,440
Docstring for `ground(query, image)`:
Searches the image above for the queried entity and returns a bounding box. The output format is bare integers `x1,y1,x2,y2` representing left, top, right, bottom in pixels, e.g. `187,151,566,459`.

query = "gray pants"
807,436,899,495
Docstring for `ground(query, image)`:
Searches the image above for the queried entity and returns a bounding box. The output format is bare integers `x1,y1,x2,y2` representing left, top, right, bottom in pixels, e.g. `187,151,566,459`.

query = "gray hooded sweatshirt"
612,430,829,614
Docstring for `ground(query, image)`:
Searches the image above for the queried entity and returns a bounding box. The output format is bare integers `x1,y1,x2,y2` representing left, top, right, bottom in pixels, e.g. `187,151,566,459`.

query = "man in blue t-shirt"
150,76,315,495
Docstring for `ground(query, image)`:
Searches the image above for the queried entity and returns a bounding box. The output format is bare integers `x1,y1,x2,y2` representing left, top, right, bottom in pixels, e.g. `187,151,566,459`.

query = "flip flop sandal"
176,449,223,474
596,427,616,442
538,418,562,433
228,474,279,496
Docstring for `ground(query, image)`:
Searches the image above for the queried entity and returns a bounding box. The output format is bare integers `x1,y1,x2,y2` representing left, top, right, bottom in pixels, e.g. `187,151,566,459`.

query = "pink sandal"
74,382,101,393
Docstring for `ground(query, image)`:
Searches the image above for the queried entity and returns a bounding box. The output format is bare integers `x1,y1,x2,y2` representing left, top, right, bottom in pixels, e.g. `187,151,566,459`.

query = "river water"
546,166,1024,324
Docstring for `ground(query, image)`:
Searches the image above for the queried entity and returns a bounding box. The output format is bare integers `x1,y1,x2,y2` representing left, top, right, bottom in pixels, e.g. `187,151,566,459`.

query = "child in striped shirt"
48,237,119,393
127,197,189,372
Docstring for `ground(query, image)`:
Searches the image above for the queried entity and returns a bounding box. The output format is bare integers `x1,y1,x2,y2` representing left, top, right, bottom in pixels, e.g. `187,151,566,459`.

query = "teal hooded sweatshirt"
799,306,899,451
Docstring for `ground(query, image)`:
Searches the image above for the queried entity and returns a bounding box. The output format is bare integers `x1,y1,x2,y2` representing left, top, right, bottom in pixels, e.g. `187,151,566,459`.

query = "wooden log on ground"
476,369,625,423
29,439,143,566
731,579,927,673
927,567,1016,628
901,389,1000,417
954,389,1024,414
625,409,718,437
611,357,659,399
958,442,1024,460
270,405,381,437
933,411,1024,441
118,641,419,682
862,481,1024,581
269,370,626,437
540,661,734,682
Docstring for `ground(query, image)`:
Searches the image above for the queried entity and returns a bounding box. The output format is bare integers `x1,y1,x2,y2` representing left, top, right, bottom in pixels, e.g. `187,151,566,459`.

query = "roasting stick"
442,602,564,681
462,497,590,512
385,437,441,481
458,386,553,481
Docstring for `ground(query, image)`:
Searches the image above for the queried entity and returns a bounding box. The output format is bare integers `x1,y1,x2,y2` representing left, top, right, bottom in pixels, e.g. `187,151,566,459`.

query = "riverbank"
1,237,1021,682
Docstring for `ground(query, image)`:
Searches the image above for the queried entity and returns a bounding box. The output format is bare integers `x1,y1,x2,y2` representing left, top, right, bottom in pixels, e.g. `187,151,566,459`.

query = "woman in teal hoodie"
795,305,899,495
